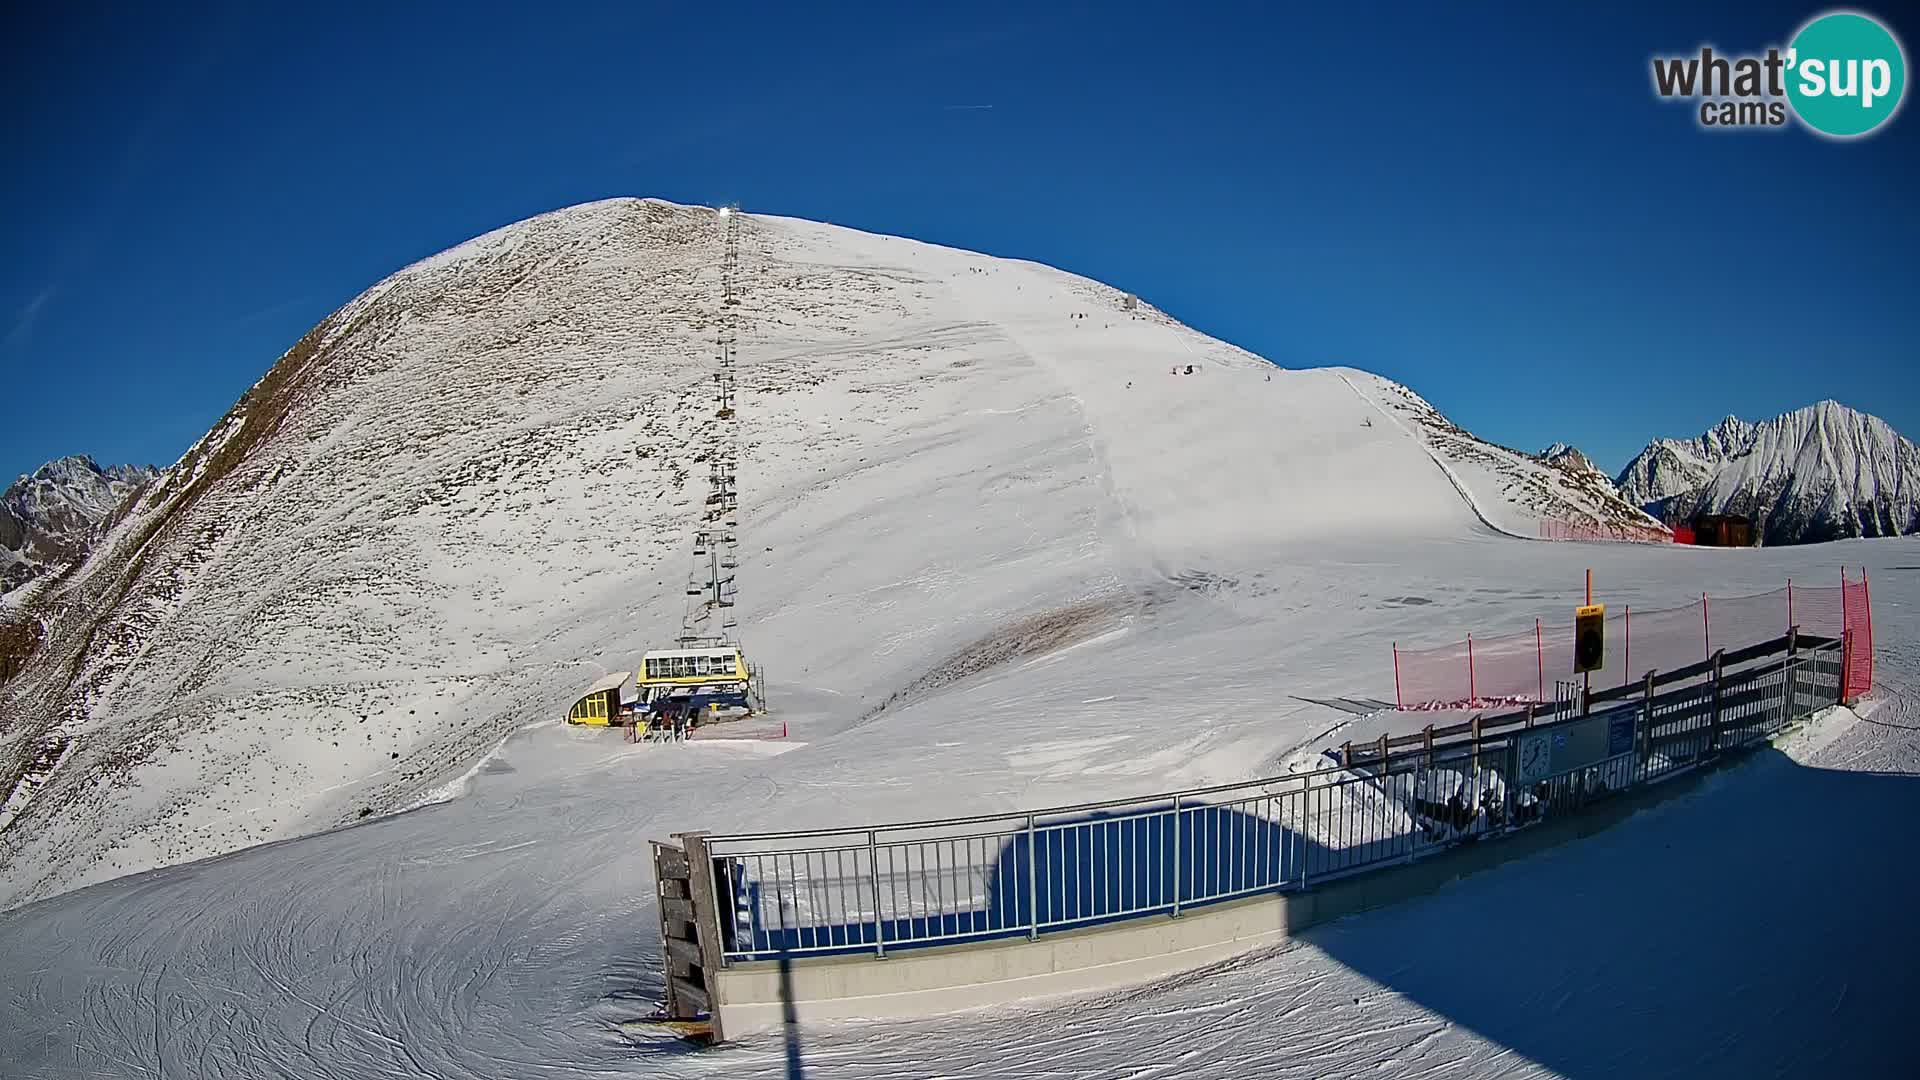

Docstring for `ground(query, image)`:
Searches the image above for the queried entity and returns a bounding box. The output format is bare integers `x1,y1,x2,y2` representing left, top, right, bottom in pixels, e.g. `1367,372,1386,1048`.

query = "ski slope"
1,537,1912,1079
1,200,1913,1077
0,200,1637,909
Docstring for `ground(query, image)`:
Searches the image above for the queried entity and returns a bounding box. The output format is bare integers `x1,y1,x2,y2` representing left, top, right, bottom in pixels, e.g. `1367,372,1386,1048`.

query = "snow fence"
1391,571,1874,709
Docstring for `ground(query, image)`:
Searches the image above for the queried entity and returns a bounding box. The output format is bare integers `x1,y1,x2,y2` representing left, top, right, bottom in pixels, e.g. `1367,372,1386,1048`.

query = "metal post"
1535,619,1544,702
1840,567,1851,704
1171,793,1183,918
867,830,885,958
1702,593,1712,661
1623,605,1631,688
1297,775,1311,888
1862,568,1875,699
1025,814,1038,940
1393,643,1402,709
1466,634,1476,703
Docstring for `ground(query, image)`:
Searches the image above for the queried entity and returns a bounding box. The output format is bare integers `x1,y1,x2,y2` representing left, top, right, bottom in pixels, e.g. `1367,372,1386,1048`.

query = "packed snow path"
2,539,1914,1079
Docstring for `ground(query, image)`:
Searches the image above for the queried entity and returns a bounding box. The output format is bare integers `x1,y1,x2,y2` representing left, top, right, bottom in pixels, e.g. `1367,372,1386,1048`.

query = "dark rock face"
1,456,161,593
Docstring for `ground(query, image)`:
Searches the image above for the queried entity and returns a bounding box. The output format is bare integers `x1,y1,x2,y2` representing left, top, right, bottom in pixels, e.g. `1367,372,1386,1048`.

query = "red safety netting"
1539,519,1674,543
1843,571,1874,702
1392,572,1875,708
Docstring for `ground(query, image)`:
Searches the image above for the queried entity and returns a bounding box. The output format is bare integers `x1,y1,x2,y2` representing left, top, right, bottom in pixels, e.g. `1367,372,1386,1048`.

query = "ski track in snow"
0,200,1915,1078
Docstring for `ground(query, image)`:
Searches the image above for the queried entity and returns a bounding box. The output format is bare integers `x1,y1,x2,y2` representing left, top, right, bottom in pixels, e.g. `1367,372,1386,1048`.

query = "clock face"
1518,733,1552,782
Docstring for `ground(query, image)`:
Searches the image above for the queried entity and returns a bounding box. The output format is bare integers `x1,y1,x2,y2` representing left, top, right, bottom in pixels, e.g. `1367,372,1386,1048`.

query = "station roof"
580,670,633,696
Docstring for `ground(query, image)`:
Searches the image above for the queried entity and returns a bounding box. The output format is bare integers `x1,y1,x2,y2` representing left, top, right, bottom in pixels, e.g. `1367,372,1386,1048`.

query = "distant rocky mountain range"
1,456,161,595
1614,402,1919,546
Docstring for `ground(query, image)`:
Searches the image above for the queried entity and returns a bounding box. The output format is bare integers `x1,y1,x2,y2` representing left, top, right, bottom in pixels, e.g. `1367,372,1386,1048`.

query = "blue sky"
2,1,1914,483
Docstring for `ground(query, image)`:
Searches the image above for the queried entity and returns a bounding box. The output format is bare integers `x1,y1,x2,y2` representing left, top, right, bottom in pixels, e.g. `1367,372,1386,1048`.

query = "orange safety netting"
1393,571,1875,708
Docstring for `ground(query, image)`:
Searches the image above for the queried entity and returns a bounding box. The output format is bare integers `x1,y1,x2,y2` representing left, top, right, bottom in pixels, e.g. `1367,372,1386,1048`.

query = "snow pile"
1618,403,1920,544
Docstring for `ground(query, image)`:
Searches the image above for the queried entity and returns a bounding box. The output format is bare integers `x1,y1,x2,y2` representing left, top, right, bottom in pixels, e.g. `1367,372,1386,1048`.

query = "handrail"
684,637,1843,971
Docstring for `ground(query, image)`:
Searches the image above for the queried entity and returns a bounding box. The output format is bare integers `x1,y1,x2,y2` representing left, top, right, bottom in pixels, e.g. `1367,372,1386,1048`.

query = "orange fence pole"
1863,567,1874,696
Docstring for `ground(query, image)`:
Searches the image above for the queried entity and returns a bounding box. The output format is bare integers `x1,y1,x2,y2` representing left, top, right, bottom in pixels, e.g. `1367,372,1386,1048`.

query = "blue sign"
1608,712,1636,757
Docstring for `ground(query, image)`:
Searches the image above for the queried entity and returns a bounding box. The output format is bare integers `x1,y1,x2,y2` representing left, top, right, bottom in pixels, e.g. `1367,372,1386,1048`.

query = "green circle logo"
1786,11,1907,137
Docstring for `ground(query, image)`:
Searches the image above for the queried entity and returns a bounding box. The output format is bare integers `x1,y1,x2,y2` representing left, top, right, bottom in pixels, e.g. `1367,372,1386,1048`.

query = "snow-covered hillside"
1618,403,1920,544
0,199,1728,909
0,455,158,596
0,198,1913,1079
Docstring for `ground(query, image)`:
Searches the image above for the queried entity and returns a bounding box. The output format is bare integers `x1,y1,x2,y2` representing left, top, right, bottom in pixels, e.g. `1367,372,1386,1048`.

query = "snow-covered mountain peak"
1,455,160,596
1617,401,1919,544
1,198,1657,907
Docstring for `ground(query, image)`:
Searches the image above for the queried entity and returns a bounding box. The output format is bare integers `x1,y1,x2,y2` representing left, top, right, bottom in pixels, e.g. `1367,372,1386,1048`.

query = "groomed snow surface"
2,539,1914,1080
0,201,1914,1077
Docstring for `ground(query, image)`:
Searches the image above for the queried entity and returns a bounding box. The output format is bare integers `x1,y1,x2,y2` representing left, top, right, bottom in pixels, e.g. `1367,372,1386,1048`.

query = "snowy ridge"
1618,402,1920,544
1360,380,1662,537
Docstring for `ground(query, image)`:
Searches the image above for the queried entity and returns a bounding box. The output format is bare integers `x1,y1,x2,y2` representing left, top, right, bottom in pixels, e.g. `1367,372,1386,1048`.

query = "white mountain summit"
0,198,1654,907
1617,402,1919,545
1,455,160,597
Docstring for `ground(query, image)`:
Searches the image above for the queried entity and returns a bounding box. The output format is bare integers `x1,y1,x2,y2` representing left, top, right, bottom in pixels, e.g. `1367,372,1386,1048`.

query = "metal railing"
691,637,1844,963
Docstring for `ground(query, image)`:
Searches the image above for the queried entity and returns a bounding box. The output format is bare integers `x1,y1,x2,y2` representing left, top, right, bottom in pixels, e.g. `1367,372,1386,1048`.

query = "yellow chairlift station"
566,670,634,727
641,645,745,686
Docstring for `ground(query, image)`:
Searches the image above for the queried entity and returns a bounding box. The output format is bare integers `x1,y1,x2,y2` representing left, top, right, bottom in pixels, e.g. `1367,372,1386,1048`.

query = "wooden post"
1341,741,1352,769
677,831,727,1038
1639,669,1657,765
1378,733,1390,771
1708,650,1726,755
1783,625,1799,724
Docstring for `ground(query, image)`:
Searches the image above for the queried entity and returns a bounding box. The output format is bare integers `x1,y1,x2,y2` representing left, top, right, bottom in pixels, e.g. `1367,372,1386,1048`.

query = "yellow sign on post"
1575,603,1606,673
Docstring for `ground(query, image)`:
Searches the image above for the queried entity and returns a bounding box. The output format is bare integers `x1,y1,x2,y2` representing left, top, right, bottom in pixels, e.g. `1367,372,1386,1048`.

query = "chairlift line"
567,203,767,729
